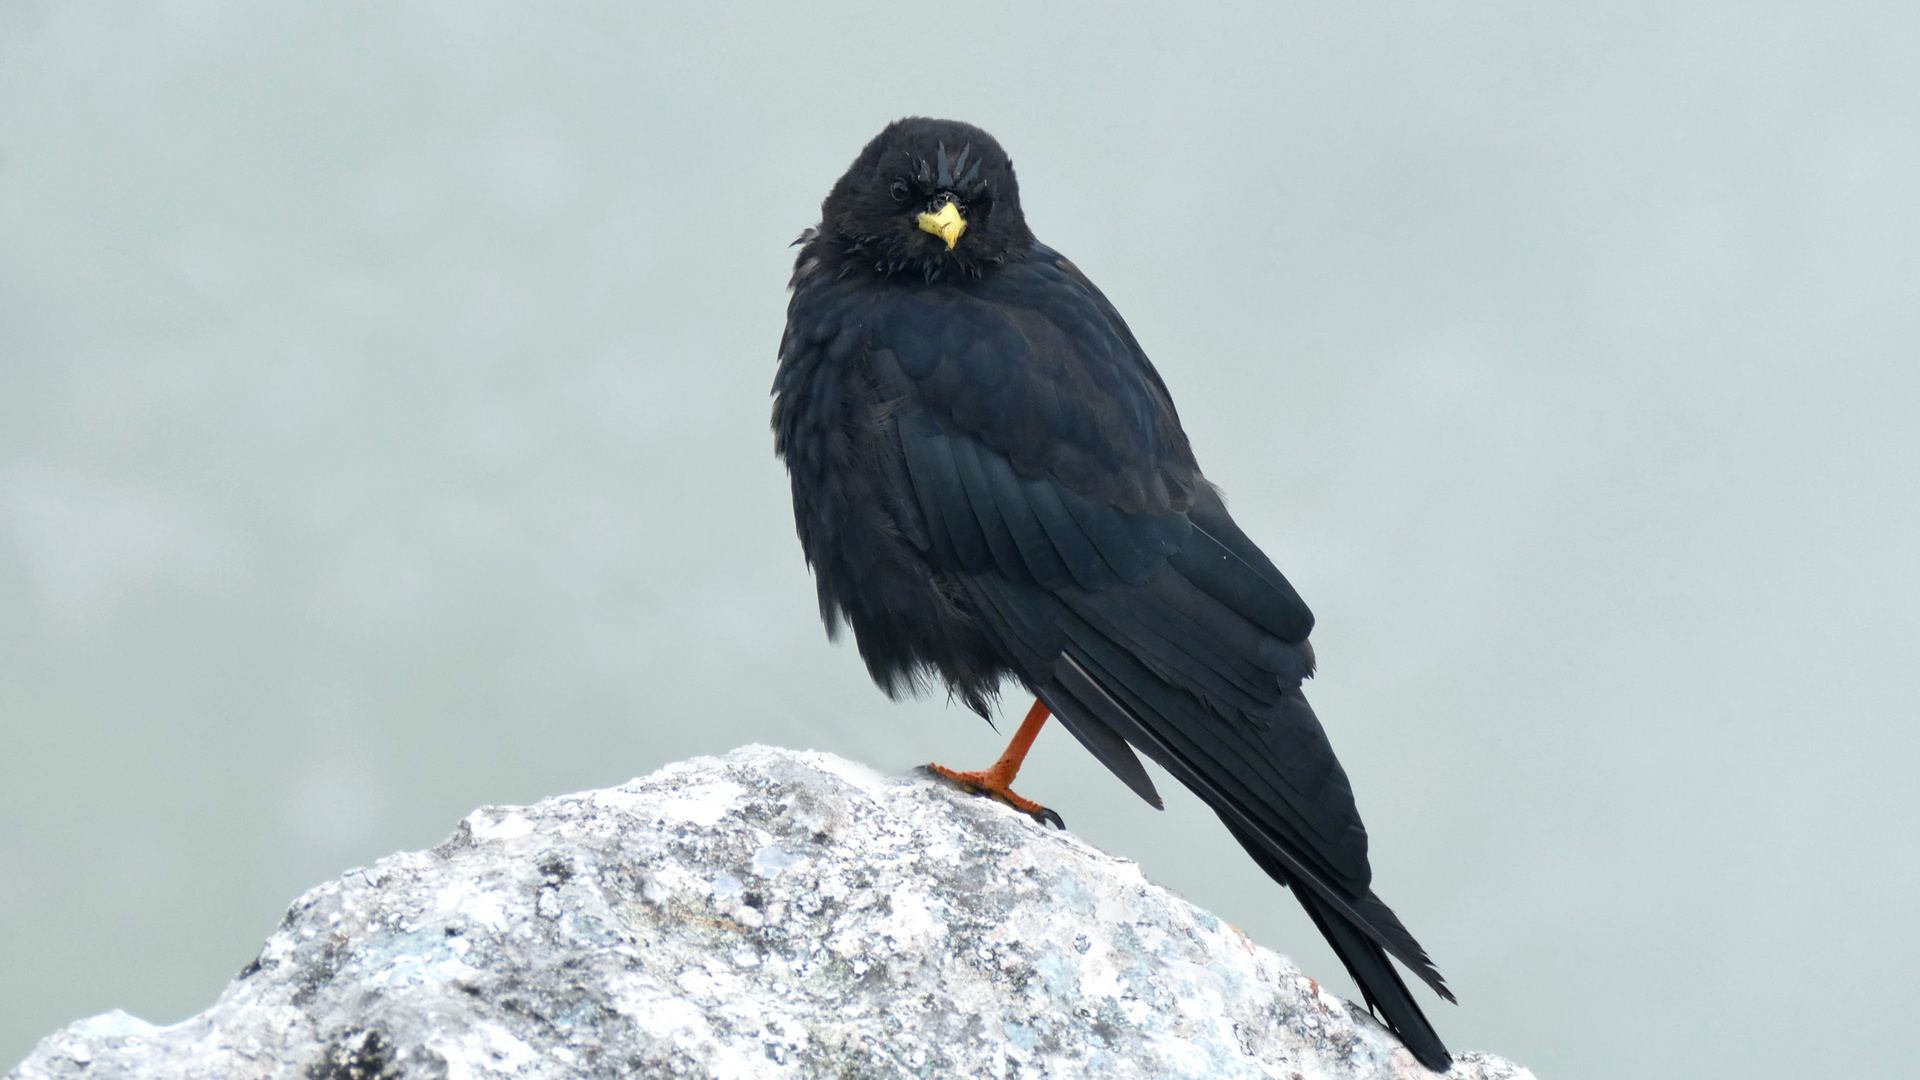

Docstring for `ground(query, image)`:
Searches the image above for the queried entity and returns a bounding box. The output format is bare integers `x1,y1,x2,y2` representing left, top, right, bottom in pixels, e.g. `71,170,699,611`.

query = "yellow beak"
917,200,967,249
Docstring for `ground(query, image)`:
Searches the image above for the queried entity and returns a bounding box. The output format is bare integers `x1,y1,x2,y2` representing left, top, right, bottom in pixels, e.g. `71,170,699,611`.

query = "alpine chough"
772,117,1456,1070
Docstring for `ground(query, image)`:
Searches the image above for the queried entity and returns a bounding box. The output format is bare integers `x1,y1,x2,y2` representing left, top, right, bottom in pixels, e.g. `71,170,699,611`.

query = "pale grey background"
3,2,1916,1077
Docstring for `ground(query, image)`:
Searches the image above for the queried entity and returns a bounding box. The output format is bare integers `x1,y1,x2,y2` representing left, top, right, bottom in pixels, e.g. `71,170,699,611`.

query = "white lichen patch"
7,745,1533,1080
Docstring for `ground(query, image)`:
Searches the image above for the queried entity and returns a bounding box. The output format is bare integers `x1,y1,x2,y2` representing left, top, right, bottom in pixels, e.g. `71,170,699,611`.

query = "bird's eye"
888,180,910,202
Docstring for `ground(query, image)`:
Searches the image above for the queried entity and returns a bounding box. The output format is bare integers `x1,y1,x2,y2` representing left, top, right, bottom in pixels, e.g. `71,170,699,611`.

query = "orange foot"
922,762,1065,828
922,698,1065,829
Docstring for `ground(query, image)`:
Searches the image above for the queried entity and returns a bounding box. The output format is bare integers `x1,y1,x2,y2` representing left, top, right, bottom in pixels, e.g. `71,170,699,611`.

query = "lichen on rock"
8,746,1533,1080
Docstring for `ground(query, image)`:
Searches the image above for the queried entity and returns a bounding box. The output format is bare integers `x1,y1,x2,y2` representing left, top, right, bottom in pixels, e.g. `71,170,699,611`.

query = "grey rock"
8,746,1533,1080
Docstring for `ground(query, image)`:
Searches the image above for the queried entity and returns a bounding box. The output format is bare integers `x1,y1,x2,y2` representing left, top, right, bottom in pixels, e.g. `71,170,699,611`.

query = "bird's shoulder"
779,244,1198,514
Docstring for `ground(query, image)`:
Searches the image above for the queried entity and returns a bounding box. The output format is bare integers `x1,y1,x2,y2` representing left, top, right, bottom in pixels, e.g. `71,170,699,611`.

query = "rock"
7,746,1532,1080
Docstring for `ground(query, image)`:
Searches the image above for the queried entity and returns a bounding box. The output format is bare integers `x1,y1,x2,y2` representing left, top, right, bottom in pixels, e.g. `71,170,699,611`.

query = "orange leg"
925,698,1064,828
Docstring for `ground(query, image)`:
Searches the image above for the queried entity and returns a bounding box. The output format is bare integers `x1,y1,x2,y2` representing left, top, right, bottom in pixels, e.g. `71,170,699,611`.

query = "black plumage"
772,117,1456,1071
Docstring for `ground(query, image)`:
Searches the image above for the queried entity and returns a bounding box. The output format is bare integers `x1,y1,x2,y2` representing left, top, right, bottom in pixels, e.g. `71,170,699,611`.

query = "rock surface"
8,746,1532,1080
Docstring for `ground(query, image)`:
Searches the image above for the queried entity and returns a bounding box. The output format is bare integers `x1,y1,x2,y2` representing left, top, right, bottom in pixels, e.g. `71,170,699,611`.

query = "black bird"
772,117,1456,1071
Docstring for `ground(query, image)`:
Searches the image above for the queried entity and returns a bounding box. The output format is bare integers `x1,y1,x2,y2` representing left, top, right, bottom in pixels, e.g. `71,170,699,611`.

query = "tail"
1220,816,1454,1072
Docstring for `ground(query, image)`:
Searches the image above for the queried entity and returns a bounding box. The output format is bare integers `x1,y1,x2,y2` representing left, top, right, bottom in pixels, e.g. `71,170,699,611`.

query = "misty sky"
3,3,1917,1077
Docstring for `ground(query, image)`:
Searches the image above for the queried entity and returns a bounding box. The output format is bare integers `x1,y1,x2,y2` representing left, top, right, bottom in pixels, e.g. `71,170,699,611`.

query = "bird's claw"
919,763,1065,829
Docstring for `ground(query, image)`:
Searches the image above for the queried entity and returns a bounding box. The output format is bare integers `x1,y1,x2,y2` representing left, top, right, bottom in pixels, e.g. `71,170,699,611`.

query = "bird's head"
814,117,1034,282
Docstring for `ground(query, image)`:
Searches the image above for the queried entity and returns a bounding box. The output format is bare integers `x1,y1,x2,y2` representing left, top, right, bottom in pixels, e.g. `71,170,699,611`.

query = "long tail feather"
1219,816,1453,1072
